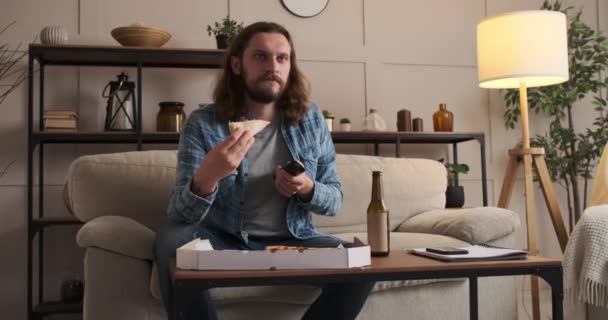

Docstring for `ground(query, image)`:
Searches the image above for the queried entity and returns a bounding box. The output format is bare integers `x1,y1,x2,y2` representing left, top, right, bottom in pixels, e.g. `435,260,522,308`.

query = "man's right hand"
191,127,255,197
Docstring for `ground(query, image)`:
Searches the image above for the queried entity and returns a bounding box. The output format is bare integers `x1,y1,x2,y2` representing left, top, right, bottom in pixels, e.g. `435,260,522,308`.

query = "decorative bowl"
111,26,171,48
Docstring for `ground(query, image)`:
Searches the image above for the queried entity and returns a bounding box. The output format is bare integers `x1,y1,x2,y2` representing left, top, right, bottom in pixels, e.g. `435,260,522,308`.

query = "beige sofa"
66,150,521,320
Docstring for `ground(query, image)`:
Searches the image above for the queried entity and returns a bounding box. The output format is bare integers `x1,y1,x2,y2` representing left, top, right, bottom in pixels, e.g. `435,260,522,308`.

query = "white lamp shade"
477,10,569,89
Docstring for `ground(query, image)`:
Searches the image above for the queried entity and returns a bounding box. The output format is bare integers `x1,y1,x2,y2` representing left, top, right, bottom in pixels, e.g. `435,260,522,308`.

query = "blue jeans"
153,222,375,320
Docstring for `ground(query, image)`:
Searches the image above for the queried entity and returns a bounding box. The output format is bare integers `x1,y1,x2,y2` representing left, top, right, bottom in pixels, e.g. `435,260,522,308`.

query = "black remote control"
283,160,306,176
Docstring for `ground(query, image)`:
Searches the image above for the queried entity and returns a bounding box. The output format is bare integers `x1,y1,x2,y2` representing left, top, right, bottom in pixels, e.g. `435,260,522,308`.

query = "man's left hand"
274,165,314,201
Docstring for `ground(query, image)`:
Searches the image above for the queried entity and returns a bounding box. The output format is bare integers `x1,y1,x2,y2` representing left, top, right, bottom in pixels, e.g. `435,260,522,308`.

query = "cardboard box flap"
195,239,214,251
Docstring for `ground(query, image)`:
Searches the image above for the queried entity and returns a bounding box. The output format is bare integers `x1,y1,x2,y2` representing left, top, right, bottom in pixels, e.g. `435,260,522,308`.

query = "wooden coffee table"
172,251,562,320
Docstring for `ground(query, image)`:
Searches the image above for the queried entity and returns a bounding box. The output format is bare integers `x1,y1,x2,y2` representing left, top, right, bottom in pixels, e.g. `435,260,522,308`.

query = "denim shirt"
167,103,343,242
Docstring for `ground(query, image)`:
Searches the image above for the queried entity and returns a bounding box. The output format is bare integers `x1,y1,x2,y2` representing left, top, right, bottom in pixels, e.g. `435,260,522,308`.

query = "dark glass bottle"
432,103,454,132
367,171,390,257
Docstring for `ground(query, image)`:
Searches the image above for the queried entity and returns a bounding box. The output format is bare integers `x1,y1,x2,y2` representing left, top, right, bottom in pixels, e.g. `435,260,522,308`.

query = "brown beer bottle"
367,171,390,257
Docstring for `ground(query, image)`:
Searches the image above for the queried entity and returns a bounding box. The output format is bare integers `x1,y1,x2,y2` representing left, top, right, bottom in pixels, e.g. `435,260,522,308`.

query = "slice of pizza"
228,120,270,136
265,245,309,253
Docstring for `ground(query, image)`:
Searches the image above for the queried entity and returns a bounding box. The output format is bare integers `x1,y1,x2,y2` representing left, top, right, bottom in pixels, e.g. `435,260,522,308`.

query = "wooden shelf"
33,301,82,315
32,216,82,228
32,131,180,144
331,131,484,144
32,130,484,145
29,44,225,68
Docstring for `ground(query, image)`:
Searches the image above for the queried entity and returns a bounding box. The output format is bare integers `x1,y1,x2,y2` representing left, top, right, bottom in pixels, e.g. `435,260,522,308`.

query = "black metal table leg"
174,279,202,320
173,280,183,320
537,266,564,320
476,135,488,206
469,276,478,320
453,143,459,186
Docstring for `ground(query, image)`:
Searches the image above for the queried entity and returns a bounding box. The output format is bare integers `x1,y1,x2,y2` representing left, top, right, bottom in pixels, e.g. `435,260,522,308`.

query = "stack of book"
43,110,78,131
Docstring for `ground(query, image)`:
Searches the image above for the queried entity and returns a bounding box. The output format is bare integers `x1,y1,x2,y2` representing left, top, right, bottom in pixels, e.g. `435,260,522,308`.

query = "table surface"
174,251,561,281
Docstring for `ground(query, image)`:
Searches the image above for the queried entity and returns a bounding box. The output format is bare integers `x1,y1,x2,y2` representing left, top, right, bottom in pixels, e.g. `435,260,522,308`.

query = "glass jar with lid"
157,101,186,132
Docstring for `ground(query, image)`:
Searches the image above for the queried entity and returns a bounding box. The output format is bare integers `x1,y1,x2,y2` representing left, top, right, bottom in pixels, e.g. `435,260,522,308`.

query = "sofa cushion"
396,207,520,244
149,231,467,303
314,154,446,234
65,152,446,234
66,150,177,231
333,231,470,250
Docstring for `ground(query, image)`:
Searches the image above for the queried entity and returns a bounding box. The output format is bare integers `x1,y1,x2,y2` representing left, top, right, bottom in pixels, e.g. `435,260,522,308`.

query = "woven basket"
111,26,171,48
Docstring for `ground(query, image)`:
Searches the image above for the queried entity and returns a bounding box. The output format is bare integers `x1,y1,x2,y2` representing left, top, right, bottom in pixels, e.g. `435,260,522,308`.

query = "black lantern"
103,72,136,131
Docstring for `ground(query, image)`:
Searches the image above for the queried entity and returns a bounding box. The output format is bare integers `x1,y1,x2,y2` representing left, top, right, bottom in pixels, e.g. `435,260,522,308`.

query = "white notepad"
410,245,528,262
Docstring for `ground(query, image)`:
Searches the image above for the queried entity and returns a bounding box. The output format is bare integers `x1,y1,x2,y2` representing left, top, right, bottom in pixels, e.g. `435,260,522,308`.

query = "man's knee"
153,222,198,260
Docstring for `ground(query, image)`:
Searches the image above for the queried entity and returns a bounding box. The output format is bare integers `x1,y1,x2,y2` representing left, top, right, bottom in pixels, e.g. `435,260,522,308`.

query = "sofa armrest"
76,215,155,260
396,207,520,244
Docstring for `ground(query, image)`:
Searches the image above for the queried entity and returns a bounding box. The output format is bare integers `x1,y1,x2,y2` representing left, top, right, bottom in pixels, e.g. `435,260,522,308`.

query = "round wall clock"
280,0,329,18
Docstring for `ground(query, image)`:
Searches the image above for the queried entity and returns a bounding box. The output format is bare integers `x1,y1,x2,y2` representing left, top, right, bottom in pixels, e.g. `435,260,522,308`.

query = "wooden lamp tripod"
477,10,570,320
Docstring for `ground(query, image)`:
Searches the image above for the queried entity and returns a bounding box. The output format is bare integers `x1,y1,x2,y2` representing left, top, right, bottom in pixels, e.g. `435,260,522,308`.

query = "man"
154,21,374,320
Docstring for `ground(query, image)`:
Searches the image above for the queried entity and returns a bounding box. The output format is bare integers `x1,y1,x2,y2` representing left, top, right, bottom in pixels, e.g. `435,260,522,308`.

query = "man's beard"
243,73,286,104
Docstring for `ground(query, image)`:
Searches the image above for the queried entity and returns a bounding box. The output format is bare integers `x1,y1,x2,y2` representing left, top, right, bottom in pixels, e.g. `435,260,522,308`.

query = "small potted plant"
339,118,351,132
322,110,334,132
206,16,244,49
439,158,470,208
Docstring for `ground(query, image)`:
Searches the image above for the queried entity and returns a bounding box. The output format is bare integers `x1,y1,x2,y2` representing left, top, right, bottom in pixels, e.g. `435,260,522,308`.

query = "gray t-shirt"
243,119,292,238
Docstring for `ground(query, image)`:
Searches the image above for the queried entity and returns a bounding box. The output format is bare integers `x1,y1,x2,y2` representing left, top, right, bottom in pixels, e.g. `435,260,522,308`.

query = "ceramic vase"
413,118,424,132
362,109,386,131
339,123,351,132
215,35,228,49
397,109,412,132
40,26,68,45
445,185,465,208
325,118,333,132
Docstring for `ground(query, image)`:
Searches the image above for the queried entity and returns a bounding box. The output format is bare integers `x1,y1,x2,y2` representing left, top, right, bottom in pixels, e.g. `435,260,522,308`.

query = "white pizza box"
176,237,371,270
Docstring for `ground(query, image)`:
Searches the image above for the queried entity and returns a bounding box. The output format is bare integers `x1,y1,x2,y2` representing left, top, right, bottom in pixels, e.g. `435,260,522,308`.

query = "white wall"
0,0,605,319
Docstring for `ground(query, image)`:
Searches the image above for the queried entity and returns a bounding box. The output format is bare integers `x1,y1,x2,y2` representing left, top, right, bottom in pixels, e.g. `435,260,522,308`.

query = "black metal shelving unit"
26,44,488,319
26,44,225,320
331,131,487,206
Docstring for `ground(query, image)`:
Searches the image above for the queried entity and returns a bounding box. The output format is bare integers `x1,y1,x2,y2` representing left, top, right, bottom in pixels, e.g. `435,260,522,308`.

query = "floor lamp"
477,10,570,320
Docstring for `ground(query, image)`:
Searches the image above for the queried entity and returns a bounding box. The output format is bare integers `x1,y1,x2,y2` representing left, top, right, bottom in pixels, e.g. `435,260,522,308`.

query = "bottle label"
367,212,389,252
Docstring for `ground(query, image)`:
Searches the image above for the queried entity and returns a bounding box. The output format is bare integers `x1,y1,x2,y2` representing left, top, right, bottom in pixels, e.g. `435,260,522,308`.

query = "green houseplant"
439,158,470,208
339,118,351,132
206,16,244,49
502,0,608,228
322,110,334,132
321,110,334,119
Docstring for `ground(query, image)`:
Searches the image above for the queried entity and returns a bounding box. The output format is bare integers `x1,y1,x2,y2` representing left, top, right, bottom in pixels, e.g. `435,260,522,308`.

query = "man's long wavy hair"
213,21,310,125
